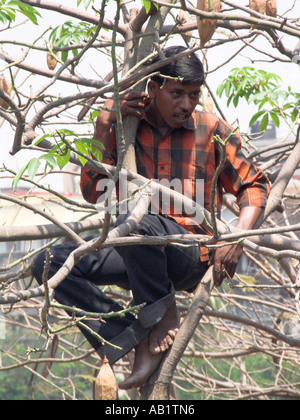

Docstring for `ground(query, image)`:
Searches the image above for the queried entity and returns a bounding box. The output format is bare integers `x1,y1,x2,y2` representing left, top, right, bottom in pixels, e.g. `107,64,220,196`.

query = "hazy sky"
0,0,299,191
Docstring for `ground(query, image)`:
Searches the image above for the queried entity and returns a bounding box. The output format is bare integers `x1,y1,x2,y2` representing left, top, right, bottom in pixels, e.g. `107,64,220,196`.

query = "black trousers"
32,213,208,364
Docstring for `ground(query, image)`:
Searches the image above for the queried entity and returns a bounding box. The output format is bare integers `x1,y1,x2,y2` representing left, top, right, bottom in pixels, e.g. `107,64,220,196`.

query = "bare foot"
119,337,164,390
148,301,180,355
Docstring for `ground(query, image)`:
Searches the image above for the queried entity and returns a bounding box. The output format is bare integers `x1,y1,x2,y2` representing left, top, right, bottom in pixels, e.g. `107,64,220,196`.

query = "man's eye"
172,91,182,98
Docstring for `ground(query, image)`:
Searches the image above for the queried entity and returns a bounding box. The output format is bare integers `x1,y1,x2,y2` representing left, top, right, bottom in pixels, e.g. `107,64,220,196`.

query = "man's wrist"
236,206,263,231
99,99,116,125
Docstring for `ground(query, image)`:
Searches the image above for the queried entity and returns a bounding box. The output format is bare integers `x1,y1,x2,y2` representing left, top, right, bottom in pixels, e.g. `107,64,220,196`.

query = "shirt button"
160,166,165,170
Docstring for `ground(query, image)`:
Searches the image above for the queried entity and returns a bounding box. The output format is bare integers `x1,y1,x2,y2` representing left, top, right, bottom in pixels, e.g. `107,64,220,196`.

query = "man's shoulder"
193,110,235,134
193,109,222,128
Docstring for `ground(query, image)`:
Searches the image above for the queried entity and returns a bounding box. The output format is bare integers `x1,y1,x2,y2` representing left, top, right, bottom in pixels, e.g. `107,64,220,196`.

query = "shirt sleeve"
80,126,117,204
215,119,270,210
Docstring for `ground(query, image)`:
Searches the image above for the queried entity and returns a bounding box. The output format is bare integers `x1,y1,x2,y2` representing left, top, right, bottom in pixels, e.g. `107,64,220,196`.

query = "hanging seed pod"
47,44,58,71
94,356,117,401
178,10,194,43
197,0,221,48
0,76,12,110
249,0,266,30
249,0,267,14
266,0,277,17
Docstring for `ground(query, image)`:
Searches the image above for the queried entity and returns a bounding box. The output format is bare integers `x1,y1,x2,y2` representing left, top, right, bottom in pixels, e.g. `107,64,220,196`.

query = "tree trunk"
121,1,175,193
140,266,215,400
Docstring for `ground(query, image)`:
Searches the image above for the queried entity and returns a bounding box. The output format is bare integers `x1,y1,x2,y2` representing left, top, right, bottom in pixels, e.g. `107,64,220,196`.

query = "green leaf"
291,107,299,122
250,91,267,103
1,6,15,20
32,133,51,146
40,154,57,169
7,0,41,24
12,163,28,188
282,103,292,111
269,91,279,101
258,97,269,110
249,110,266,127
27,157,40,180
80,137,105,149
225,80,231,97
74,141,88,166
57,149,70,170
270,111,280,128
233,95,239,108
260,113,269,131
15,7,38,24
142,0,152,13
0,10,9,23
61,50,68,62
84,144,102,162
226,94,234,107
90,109,100,120
77,156,88,166
49,20,96,50
216,82,226,98
59,129,77,137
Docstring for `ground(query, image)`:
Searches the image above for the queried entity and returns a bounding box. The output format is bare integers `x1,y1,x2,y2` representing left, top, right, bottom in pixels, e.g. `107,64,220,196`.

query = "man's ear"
147,80,159,99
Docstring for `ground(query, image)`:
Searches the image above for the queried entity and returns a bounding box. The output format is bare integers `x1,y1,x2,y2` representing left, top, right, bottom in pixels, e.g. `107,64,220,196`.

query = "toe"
149,340,162,355
160,338,169,352
167,328,179,339
165,334,174,347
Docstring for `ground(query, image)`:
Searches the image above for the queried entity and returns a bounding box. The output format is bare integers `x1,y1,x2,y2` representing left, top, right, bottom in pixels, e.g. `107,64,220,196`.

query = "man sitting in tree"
33,46,269,390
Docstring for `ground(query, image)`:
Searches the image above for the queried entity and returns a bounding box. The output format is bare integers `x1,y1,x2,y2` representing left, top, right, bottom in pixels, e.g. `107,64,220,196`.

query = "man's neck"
145,102,172,137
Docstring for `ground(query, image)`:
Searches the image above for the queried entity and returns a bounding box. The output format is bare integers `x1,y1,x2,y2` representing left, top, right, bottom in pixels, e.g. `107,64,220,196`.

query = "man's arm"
80,92,147,204
95,92,148,143
210,118,270,287
212,206,262,287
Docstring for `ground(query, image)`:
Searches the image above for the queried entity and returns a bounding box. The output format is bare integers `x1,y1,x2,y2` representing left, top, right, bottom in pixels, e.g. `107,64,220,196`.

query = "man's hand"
95,91,148,143
210,206,263,287
101,91,148,125
211,242,243,287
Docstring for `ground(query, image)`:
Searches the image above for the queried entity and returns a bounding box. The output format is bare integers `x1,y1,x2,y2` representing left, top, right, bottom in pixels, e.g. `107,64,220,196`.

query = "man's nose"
180,95,192,112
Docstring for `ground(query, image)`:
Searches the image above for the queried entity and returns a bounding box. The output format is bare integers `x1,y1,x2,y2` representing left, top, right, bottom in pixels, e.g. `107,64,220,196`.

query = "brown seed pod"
0,76,12,110
94,356,117,401
249,0,267,14
197,0,221,48
47,44,58,71
249,0,266,30
266,0,277,17
178,10,193,43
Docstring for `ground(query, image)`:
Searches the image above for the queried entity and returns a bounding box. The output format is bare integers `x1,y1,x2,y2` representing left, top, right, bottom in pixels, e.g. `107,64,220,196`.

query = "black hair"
150,46,205,87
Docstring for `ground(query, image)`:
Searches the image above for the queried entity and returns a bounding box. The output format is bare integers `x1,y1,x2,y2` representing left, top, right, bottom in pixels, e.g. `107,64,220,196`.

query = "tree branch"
140,266,215,400
19,0,127,35
0,218,114,243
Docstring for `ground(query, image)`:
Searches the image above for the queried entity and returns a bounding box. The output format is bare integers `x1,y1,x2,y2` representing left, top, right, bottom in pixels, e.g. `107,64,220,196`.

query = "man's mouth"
173,113,191,122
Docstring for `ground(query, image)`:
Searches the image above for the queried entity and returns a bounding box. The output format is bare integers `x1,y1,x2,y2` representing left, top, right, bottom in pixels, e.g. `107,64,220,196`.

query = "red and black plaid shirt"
80,109,270,261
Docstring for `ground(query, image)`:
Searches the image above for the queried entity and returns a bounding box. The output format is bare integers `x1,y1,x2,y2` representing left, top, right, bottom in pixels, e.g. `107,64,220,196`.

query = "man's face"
147,80,201,129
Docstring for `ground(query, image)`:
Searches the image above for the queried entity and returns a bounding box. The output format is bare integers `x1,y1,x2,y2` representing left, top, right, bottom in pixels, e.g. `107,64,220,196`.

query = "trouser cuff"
97,319,150,365
138,292,175,329
97,292,176,364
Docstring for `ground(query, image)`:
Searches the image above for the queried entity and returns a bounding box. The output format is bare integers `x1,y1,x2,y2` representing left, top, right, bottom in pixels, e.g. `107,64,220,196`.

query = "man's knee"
31,250,48,285
115,212,163,237
115,212,129,228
